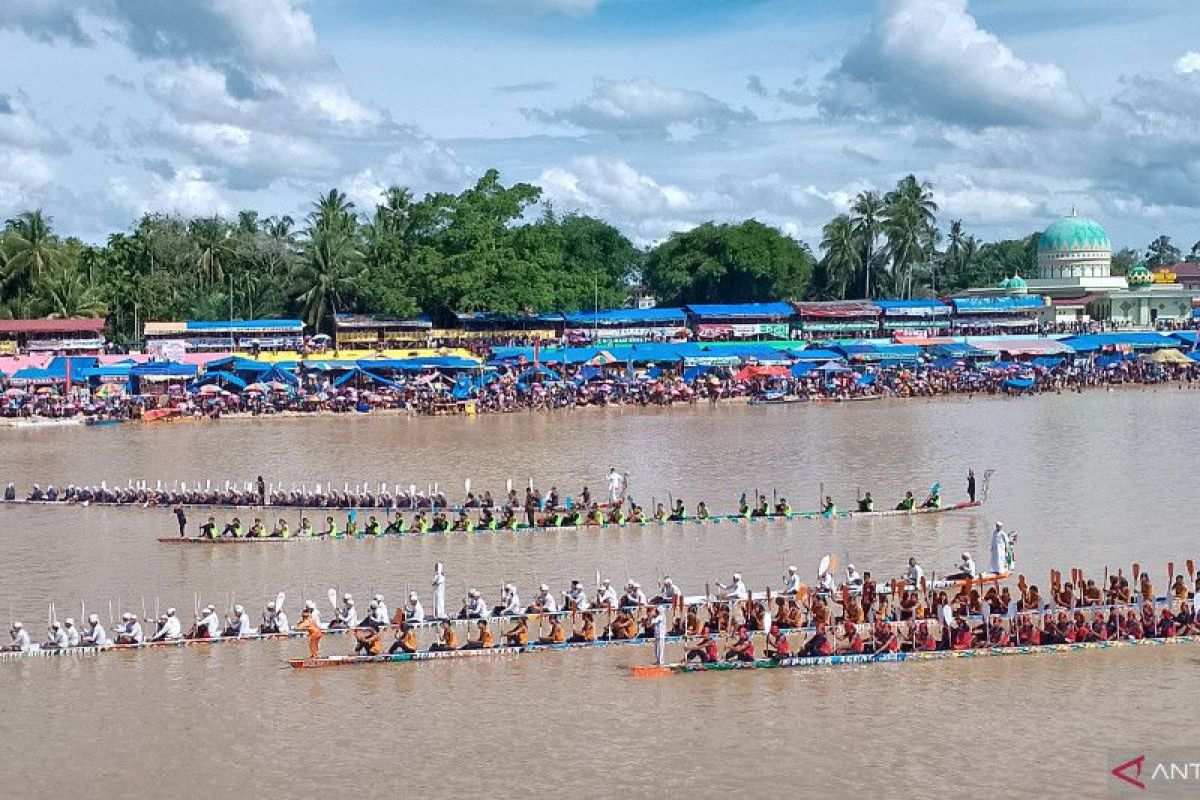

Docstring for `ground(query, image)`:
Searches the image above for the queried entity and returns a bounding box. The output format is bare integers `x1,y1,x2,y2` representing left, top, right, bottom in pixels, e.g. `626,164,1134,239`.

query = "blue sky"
1,0,1198,254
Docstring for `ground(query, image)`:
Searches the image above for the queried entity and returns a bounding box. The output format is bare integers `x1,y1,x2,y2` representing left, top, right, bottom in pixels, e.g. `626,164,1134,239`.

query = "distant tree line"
2,169,1196,342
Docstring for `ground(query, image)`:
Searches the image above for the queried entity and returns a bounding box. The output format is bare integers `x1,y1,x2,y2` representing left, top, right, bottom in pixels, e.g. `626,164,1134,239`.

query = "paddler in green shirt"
821,496,837,515
365,516,382,536
738,494,751,518
668,499,686,521
654,502,668,523
896,491,916,511
922,487,942,509
222,517,243,538
200,516,217,539
774,497,792,517
696,501,711,519
751,497,770,518
321,515,340,538
298,517,313,537
857,492,874,512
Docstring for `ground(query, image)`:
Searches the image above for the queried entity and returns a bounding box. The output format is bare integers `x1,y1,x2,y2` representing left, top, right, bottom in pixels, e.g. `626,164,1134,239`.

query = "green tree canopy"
643,220,814,305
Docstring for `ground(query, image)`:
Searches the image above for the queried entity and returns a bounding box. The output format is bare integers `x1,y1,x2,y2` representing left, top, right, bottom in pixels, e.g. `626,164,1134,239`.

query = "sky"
1,0,1199,253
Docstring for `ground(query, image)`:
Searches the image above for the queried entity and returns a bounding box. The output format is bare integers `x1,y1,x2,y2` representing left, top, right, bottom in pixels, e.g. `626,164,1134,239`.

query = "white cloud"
526,77,754,137
825,0,1094,128
936,177,1040,225
109,166,232,218
1175,51,1200,75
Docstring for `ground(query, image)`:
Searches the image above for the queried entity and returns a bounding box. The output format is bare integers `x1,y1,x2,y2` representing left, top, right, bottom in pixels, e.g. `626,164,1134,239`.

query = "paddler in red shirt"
839,621,864,654
802,623,833,656
950,619,973,650
724,626,755,662
913,622,938,651
763,625,790,659
685,627,718,664
872,621,899,653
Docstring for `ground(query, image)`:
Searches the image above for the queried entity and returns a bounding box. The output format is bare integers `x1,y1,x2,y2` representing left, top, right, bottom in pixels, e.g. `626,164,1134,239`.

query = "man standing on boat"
989,523,1015,575
967,470,976,503
173,505,187,538
606,468,623,504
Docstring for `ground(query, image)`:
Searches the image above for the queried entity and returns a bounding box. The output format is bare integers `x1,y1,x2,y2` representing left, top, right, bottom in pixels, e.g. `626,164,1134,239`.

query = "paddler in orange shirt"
462,620,494,650
295,606,324,659
429,621,457,652
389,622,418,655
504,616,529,647
540,616,566,644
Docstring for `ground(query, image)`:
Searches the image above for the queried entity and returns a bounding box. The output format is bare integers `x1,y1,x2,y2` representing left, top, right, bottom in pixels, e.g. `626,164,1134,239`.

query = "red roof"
1164,262,1200,279
790,301,880,318
0,318,106,334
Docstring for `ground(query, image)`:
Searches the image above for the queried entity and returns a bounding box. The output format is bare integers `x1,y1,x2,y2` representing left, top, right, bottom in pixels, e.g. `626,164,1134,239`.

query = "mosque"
984,210,1200,326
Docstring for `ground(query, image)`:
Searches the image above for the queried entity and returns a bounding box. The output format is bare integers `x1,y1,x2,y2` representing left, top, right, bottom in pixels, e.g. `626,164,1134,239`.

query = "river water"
1,388,1198,798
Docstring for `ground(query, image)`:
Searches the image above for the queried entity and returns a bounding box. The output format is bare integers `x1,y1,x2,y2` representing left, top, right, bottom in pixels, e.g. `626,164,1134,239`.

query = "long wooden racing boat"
633,634,1200,676
155,500,982,544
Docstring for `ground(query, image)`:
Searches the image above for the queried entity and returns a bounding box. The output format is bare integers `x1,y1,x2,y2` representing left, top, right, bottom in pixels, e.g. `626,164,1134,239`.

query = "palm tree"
307,189,356,236
2,210,64,293
883,176,939,298
189,216,232,289
293,229,365,331
850,191,884,298
819,214,862,300
34,265,107,319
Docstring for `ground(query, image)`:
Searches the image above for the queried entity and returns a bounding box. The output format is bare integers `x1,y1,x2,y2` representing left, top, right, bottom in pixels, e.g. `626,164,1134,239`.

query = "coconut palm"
819,214,861,300
189,216,233,289
850,191,884,298
308,189,356,236
34,264,107,319
293,228,365,331
2,209,65,294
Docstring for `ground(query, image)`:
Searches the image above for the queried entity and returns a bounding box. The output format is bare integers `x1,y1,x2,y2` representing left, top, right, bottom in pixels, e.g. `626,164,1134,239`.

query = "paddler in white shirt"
150,609,182,641
905,558,925,588
818,568,835,594
495,584,521,617
371,594,389,626
595,579,618,610
782,566,801,595
5,621,31,652
222,605,251,637
405,592,425,624
43,621,69,650
844,565,863,589
63,618,81,647
80,613,109,646
718,573,749,600
622,581,648,607
115,613,144,644
947,552,978,581
653,577,682,605
460,590,488,619
192,605,220,639
530,584,558,614
563,581,590,612
331,595,358,629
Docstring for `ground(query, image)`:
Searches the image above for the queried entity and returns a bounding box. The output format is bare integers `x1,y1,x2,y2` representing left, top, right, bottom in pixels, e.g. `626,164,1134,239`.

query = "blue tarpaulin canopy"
1005,377,1035,390
131,362,198,378
1062,332,1178,352
684,302,795,319
683,365,711,382
192,370,247,389
332,367,403,389
951,296,1044,312
929,342,992,359
788,348,843,361
790,362,817,378
256,364,299,384
563,307,686,326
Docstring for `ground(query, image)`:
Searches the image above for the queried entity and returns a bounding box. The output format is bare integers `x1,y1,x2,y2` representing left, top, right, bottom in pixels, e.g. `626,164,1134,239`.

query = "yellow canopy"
1149,348,1194,364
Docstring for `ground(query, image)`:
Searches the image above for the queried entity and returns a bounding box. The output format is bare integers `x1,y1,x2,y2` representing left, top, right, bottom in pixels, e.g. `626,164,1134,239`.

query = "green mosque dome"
1126,262,1153,287
1037,211,1111,254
